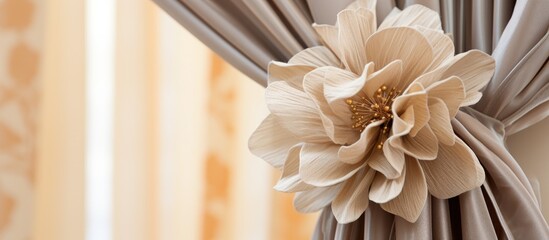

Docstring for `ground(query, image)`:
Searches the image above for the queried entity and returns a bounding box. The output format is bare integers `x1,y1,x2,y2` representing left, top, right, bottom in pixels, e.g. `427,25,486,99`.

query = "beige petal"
391,125,438,160
266,81,330,143
390,101,414,137
268,61,314,90
366,27,434,89
380,7,402,25
346,0,376,11
368,143,405,179
289,46,341,67
427,97,455,146
411,65,445,89
424,76,465,117
369,166,406,203
332,167,376,223
249,114,299,169
439,50,495,106
300,143,364,187
362,60,403,97
338,120,382,164
294,184,343,213
313,24,340,58
415,26,454,71
337,8,376,74
378,5,442,31
324,63,374,116
392,90,429,137
303,67,358,145
274,145,315,192
381,157,428,222
420,137,485,199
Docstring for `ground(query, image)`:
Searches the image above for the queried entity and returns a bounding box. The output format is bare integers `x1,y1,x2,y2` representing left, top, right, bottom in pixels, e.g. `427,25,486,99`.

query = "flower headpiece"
249,0,495,223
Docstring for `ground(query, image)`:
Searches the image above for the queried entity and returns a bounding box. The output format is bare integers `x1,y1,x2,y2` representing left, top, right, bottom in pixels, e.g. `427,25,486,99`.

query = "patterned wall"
0,0,40,239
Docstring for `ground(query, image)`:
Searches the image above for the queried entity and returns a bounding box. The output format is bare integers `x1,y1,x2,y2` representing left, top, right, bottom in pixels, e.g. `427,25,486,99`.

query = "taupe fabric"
152,0,549,238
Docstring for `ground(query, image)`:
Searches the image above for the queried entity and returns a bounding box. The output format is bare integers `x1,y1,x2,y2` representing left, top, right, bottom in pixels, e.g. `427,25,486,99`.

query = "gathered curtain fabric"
153,0,549,238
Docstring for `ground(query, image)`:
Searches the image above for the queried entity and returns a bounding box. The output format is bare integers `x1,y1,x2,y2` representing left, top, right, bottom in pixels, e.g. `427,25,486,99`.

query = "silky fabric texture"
151,0,549,239
152,0,518,86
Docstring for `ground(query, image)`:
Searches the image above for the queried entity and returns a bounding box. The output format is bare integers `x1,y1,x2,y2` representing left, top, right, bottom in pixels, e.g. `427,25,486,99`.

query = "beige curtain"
0,0,318,239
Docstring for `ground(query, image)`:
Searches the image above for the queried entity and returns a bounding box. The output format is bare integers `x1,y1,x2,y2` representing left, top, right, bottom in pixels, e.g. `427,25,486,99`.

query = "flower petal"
362,60,403,97
378,5,441,30
346,0,376,11
288,46,341,67
274,144,315,192
391,125,439,160
266,81,330,143
427,97,455,146
438,50,495,106
369,144,405,179
392,90,430,137
369,167,406,203
366,27,434,89
324,63,374,117
268,61,314,90
379,7,401,25
313,24,340,57
249,114,299,169
416,50,495,106
294,184,343,213
415,26,454,71
303,66,359,144
332,167,376,223
338,120,383,164
300,143,364,187
419,137,485,199
424,76,465,117
337,8,376,74
381,157,428,222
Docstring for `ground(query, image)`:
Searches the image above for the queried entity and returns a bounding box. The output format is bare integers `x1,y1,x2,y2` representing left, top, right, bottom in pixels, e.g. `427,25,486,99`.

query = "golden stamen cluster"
346,85,401,149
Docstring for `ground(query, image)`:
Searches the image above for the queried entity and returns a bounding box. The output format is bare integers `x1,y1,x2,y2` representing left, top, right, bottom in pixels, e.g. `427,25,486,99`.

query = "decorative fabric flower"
249,0,495,223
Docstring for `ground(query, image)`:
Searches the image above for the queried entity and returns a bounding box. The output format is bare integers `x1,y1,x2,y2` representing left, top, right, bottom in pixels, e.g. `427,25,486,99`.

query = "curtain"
152,0,549,238
0,0,319,239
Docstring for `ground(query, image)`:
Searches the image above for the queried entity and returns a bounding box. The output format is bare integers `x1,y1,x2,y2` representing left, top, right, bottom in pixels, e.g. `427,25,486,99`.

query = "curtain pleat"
475,0,549,134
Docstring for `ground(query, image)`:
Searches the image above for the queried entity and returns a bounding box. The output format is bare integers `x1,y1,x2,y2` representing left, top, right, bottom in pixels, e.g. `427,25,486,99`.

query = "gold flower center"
345,85,401,149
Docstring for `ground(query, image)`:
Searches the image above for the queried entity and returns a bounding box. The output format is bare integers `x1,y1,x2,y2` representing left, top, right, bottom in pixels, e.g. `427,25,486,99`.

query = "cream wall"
508,118,549,219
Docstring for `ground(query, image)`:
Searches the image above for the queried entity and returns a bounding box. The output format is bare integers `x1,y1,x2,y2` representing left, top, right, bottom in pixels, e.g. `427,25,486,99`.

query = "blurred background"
0,0,320,239
0,0,547,239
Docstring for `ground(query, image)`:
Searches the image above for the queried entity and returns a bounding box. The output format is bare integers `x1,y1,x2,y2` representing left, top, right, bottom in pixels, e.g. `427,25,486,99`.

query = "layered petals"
332,167,376,223
366,27,434,88
369,169,406,203
294,184,343,213
378,5,442,30
288,46,341,67
249,114,299,169
337,8,376,73
266,81,330,142
420,137,485,199
274,145,314,192
303,66,358,144
381,158,428,222
370,143,405,179
338,120,382,164
300,143,364,187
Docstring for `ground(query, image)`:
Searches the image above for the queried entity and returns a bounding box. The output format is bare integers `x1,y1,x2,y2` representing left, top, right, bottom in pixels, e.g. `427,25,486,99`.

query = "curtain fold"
152,0,549,238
